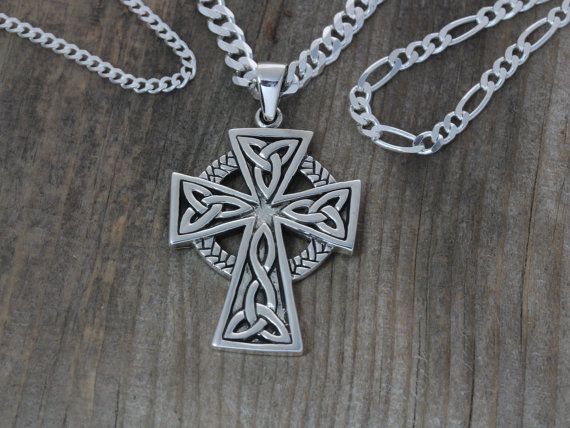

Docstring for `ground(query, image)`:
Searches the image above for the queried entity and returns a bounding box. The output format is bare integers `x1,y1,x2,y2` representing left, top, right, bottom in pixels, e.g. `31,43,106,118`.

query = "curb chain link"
1,0,385,97
3,0,567,141
196,0,384,96
349,0,570,154
0,0,196,94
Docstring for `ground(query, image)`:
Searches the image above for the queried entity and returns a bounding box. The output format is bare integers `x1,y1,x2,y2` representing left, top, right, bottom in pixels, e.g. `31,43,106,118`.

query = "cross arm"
275,180,361,253
169,172,257,247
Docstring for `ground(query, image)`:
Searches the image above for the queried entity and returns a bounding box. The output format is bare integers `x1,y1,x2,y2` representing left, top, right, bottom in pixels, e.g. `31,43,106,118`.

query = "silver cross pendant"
170,63,360,355
169,128,361,354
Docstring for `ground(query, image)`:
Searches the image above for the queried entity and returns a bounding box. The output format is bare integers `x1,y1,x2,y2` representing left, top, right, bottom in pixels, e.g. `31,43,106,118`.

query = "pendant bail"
255,63,287,126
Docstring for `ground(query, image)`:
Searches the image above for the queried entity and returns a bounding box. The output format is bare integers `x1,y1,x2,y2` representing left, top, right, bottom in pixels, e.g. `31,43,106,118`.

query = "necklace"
350,0,570,154
1,0,567,355
0,1,196,94
1,0,383,354
0,0,382,94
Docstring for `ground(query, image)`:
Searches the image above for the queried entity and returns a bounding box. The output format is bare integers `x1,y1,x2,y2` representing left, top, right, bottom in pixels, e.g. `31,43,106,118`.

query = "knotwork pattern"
223,225,290,343
281,189,351,240
170,128,361,352
179,181,253,234
237,136,298,200
194,151,334,281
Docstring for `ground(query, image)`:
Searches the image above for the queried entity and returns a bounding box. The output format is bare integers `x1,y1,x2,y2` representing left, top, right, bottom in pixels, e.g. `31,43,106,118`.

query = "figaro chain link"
349,0,570,155
0,0,197,94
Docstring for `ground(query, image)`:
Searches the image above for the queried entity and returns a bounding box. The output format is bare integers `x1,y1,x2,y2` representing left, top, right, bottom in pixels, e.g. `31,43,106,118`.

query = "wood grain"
0,0,568,426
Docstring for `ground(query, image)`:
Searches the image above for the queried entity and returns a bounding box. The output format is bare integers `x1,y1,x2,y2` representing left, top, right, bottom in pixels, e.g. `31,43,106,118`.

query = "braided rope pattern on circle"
288,156,335,278
197,0,384,95
349,0,570,154
0,0,196,93
196,152,334,281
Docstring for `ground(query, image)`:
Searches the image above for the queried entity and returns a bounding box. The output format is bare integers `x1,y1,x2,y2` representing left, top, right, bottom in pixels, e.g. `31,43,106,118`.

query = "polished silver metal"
1,0,387,97
196,0,385,95
255,63,287,124
350,0,570,154
193,150,337,281
254,108,283,129
0,0,196,94
170,128,361,354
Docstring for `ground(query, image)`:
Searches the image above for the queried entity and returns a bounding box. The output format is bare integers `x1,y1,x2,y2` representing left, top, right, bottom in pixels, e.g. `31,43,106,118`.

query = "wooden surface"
1,1,569,426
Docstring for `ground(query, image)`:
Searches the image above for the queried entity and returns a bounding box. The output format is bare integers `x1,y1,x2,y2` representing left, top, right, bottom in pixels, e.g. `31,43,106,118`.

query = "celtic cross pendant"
169,128,360,354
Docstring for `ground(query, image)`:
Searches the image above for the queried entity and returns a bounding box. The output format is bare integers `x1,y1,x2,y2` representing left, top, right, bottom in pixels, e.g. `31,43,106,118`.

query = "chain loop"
350,0,570,154
4,0,566,137
196,0,385,96
0,0,196,94
2,0,387,98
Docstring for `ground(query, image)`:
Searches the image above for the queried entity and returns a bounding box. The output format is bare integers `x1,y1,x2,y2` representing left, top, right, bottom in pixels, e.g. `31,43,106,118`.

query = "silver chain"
196,0,384,95
0,0,197,94
0,0,384,96
4,0,567,142
350,0,570,155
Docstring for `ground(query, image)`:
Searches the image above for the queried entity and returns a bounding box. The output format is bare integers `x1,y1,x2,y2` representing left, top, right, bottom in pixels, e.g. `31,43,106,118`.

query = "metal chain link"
0,0,196,94
196,0,384,96
349,0,570,154
1,0,386,96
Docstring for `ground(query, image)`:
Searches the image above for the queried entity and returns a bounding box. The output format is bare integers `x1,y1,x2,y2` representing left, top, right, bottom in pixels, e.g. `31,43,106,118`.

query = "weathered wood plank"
0,0,568,426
